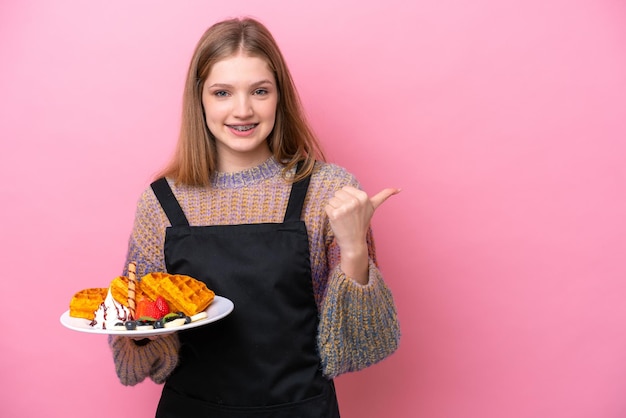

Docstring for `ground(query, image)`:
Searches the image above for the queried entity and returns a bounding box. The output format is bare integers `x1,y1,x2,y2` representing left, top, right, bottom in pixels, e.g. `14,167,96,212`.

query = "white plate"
60,295,234,336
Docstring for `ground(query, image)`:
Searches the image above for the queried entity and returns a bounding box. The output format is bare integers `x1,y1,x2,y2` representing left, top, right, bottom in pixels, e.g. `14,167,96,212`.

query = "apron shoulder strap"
150,178,190,227
284,161,312,222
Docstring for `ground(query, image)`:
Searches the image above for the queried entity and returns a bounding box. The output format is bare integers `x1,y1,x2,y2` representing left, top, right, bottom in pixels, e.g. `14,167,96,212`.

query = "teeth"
231,124,255,131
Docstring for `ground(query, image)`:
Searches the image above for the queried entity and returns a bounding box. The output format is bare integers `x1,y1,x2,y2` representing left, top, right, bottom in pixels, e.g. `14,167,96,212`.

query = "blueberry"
154,320,164,329
124,321,137,330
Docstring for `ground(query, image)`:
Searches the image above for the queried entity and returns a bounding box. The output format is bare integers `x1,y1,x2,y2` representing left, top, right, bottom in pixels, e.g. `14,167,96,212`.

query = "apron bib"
150,166,339,418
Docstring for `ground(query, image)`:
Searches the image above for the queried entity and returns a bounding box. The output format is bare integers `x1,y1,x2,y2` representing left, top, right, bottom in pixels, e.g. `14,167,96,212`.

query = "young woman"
109,17,400,417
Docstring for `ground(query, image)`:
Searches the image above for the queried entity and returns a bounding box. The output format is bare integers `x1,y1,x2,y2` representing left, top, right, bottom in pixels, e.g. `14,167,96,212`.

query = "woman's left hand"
325,186,400,283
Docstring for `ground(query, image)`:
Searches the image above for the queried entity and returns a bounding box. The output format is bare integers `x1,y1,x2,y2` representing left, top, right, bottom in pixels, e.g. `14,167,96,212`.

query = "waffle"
141,272,214,316
110,275,148,306
138,272,169,302
69,288,108,320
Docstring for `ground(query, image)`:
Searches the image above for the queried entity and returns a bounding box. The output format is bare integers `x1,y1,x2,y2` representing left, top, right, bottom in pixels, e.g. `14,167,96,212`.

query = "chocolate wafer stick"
127,262,137,319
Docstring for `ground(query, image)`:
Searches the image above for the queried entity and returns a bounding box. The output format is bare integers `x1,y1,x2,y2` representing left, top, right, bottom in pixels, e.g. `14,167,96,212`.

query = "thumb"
370,188,401,210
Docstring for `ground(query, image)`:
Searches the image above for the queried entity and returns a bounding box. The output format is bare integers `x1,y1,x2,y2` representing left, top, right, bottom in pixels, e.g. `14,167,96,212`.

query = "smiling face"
202,53,278,172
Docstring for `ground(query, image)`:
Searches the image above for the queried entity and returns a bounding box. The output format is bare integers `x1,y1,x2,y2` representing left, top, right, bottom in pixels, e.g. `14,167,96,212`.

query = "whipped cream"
90,289,131,329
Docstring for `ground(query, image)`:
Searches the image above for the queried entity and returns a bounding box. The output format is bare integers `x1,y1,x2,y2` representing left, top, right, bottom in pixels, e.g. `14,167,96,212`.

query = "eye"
214,90,229,97
253,88,269,96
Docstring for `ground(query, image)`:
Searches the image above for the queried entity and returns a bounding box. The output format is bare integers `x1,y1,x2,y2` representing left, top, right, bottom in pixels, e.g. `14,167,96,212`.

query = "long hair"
159,17,325,186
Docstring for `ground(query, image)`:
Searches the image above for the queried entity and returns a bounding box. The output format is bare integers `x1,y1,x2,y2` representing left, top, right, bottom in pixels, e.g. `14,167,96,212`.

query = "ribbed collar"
210,157,284,189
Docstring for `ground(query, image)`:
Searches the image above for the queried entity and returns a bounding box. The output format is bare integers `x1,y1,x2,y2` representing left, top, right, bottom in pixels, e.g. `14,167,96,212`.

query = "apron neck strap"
150,178,190,227
284,161,312,222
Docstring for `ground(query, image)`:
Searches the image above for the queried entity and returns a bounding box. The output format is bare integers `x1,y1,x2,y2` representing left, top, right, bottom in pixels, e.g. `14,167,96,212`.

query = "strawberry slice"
135,298,161,320
155,296,170,318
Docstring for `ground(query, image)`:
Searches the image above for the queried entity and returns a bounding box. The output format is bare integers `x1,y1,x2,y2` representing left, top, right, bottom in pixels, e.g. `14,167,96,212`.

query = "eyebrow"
207,79,275,89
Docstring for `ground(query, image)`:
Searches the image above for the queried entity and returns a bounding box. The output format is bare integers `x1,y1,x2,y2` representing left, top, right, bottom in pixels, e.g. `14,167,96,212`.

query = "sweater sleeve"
122,187,170,277
317,260,400,378
108,187,181,386
108,334,181,386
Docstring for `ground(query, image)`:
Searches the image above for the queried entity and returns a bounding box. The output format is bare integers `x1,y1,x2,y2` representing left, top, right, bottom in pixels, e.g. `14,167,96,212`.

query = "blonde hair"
159,17,325,186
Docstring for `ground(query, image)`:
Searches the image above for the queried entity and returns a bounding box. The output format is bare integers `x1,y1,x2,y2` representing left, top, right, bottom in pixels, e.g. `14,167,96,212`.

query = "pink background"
2,0,626,417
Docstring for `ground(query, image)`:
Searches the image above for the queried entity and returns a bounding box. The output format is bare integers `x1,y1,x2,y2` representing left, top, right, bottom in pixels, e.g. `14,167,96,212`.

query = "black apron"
150,166,340,418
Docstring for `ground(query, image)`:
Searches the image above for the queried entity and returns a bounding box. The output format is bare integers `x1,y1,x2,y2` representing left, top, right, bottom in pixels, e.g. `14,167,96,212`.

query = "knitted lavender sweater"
109,157,400,385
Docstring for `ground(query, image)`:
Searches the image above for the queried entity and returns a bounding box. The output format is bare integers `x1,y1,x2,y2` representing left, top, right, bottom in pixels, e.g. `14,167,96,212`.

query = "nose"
233,93,253,118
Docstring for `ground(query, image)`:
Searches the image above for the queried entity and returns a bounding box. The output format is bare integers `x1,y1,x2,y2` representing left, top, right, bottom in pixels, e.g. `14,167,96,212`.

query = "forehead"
206,53,274,84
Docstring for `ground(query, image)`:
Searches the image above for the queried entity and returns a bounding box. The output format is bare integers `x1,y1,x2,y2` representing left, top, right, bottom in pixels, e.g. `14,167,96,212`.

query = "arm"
108,187,182,386
308,164,401,377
